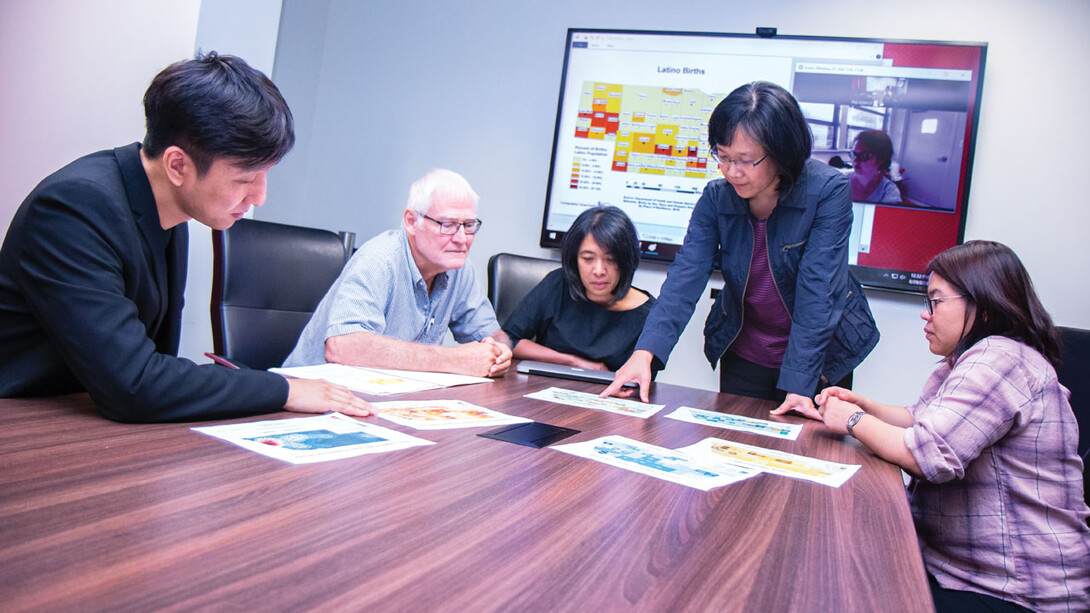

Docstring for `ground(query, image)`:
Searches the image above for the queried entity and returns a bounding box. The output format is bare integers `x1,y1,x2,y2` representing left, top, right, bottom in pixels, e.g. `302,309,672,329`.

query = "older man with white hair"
284,169,511,377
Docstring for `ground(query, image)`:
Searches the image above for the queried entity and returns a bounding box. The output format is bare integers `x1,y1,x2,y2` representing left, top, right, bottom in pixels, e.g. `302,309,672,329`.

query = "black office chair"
210,219,353,370
1056,326,1090,505
486,252,561,327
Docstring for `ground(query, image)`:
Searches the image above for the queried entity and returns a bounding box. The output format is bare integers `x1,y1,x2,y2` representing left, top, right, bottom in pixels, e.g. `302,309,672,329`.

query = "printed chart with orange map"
573,81,723,181
370,400,532,430
676,438,860,488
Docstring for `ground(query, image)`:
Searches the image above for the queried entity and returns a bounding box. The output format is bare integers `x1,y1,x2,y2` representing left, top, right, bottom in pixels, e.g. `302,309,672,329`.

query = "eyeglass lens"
710,152,764,169
441,219,481,234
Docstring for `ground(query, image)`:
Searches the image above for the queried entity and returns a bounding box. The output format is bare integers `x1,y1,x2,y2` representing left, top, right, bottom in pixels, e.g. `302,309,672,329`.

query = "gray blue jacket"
637,158,879,396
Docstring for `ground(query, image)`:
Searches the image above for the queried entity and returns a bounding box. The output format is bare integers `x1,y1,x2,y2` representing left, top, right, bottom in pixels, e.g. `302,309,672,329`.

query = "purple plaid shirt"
905,336,1090,612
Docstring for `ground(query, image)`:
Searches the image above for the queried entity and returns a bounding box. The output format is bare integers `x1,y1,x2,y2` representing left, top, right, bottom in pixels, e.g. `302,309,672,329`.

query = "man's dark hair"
708,81,812,195
142,51,294,174
561,206,641,305
928,240,1060,367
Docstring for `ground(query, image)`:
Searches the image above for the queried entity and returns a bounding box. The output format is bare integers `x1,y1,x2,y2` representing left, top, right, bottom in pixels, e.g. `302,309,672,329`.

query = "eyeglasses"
925,294,966,316
710,150,769,171
420,214,483,235
848,150,874,162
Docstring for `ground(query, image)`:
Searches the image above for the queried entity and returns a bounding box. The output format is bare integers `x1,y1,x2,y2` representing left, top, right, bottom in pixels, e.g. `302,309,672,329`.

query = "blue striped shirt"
283,229,499,367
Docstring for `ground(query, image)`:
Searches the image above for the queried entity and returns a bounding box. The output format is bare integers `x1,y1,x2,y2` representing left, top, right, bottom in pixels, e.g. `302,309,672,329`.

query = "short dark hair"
561,206,641,304
142,51,294,174
854,130,894,172
708,81,812,195
928,240,1060,366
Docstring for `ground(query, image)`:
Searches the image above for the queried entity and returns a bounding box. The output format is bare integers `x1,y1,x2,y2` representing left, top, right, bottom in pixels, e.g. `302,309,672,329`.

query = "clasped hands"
456,336,512,378
771,386,863,435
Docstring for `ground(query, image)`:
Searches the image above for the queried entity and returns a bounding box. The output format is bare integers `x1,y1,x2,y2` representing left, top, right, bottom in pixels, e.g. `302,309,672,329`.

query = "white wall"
263,0,1090,404
0,0,200,229
0,0,284,367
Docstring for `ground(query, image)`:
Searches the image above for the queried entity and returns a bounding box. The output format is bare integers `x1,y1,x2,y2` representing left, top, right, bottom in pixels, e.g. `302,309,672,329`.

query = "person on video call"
603,81,879,419
283,169,511,378
849,130,902,204
815,241,1089,613
503,206,655,372
0,52,372,422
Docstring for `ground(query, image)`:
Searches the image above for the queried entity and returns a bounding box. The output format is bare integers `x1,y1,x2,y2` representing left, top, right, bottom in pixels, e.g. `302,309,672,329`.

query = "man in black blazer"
0,53,371,423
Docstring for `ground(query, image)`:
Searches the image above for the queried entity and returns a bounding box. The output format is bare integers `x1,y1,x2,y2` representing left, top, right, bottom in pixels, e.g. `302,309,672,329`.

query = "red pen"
204,352,240,369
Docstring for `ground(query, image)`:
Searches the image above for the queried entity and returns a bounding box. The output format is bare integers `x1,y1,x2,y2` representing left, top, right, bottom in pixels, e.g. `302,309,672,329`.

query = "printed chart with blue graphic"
664,406,802,440
552,435,759,491
193,413,433,464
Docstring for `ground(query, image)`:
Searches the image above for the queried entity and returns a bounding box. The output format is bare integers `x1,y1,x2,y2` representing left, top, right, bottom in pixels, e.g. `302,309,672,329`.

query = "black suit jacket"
0,143,288,422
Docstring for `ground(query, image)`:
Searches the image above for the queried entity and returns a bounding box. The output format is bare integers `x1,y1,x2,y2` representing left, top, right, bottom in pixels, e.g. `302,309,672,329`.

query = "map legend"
568,153,605,191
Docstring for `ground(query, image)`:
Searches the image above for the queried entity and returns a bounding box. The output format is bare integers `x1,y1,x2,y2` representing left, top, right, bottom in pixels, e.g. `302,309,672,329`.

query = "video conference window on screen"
539,29,987,294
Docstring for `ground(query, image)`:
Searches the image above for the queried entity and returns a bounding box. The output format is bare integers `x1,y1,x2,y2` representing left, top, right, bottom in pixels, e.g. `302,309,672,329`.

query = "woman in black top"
503,206,654,372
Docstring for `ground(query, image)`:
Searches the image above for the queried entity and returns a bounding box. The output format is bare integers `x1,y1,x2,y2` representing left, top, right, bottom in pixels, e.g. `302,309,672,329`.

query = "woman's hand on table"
601,350,653,402
770,392,822,421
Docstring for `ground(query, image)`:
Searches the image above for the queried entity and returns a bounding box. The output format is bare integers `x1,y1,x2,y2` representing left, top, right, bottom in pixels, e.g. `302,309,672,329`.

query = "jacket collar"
114,142,170,254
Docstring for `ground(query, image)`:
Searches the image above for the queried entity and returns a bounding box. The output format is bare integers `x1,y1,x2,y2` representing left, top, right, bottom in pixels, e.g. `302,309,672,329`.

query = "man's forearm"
325,331,457,373
489,328,512,348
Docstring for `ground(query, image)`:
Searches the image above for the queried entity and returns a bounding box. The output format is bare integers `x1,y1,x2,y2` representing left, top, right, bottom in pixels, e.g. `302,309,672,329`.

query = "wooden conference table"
0,369,932,612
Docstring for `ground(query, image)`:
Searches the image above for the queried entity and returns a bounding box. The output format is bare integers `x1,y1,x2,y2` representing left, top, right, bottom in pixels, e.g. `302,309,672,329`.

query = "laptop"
515,360,636,388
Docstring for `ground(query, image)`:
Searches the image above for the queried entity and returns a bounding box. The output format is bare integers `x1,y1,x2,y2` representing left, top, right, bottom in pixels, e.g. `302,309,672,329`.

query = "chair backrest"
486,252,561,327
1055,326,1090,508
211,219,350,370
1057,326,1090,461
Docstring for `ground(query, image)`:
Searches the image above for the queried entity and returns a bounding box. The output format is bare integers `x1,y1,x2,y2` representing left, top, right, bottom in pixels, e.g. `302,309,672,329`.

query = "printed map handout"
677,437,860,487
270,364,490,395
664,406,802,440
370,399,532,430
192,412,433,464
525,387,665,418
552,435,760,491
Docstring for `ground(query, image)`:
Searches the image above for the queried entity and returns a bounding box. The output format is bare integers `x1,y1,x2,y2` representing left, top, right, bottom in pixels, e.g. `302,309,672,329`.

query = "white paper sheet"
664,406,803,440
370,399,531,430
270,364,490,395
676,437,861,488
524,387,665,419
552,435,760,491
364,368,492,388
192,412,433,464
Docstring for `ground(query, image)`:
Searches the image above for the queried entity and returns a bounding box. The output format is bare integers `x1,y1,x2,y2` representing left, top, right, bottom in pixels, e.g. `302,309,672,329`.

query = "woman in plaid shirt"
816,241,1089,612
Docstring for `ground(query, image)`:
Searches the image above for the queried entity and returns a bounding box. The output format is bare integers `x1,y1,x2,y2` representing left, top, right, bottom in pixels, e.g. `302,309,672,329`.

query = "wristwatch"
845,411,866,437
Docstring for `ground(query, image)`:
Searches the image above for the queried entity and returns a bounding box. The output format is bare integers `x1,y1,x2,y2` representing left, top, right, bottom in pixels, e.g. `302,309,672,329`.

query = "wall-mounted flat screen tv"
540,28,987,294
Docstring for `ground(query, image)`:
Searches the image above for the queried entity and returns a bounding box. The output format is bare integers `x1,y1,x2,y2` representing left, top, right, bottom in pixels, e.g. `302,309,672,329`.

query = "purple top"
905,336,1090,612
729,217,791,369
